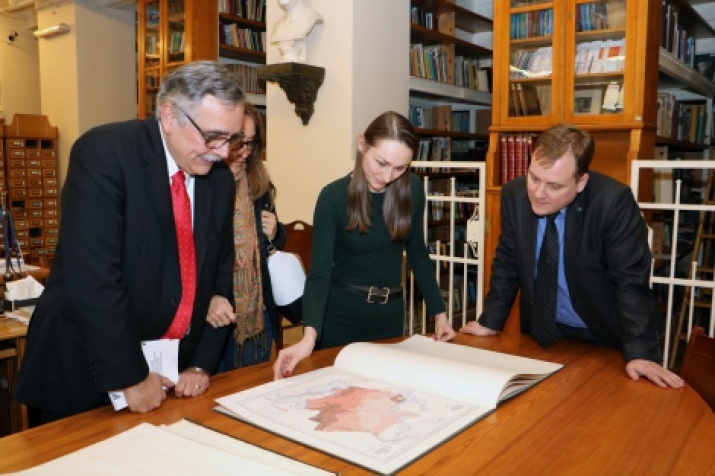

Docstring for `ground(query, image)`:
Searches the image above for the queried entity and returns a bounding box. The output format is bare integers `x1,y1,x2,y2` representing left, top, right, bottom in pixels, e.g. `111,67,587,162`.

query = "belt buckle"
367,286,390,304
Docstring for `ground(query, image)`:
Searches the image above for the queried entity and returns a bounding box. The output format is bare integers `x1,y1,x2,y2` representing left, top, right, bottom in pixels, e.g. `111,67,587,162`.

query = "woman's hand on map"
273,327,317,380
432,313,455,341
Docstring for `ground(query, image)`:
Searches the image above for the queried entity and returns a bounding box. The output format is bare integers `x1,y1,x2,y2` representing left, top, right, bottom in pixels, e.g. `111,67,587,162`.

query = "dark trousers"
27,406,65,428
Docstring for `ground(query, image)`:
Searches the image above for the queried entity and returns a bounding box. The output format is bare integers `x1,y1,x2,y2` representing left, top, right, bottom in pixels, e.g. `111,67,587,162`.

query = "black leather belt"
332,275,403,304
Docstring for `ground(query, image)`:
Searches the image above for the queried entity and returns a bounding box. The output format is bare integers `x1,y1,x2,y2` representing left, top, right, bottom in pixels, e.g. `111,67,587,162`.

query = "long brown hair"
347,111,417,241
241,103,274,203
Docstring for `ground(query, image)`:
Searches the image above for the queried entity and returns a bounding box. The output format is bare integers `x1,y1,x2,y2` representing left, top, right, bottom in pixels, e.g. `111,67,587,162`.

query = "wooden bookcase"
485,0,715,332
2,115,59,263
218,1,267,106
137,0,219,119
136,0,267,118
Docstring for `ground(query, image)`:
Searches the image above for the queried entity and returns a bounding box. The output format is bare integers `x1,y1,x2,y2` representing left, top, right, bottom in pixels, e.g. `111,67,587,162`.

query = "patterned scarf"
232,173,264,355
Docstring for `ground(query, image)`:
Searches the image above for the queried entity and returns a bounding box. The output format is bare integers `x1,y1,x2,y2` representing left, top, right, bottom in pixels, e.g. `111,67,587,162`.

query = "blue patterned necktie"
532,212,559,348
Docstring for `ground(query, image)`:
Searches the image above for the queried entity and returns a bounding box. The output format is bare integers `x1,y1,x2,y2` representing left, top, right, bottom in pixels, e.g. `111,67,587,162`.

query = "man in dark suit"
460,124,684,389
15,61,246,424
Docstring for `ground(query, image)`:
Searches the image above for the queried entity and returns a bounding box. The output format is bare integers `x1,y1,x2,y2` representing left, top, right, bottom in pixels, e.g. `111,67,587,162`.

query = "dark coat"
480,171,661,362
14,117,235,417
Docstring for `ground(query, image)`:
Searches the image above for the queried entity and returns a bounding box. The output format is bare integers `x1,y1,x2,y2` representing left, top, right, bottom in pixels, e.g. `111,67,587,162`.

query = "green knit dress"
304,173,446,349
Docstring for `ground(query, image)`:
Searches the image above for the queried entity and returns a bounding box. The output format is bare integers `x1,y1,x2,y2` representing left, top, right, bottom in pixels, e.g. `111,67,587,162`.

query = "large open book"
216,335,563,475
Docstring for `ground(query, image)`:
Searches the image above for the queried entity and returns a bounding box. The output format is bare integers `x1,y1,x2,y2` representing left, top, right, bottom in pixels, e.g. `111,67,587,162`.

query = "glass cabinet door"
571,0,627,118
508,0,554,119
166,0,186,66
143,1,161,118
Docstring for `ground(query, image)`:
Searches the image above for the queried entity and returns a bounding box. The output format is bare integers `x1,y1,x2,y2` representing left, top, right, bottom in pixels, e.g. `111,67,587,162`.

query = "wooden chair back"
276,220,313,350
680,326,715,411
282,220,313,271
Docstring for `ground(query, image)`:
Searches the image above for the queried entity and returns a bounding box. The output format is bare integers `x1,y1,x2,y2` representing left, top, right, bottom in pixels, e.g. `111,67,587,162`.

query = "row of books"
417,137,450,164
656,93,708,144
410,44,450,84
510,46,552,79
145,34,159,56
167,31,185,55
509,84,550,117
409,105,491,135
223,63,265,94
509,8,554,40
219,0,266,23
575,1,626,32
453,57,490,92
499,133,537,185
410,7,438,31
410,104,451,131
220,23,266,52
414,141,486,171
661,0,697,69
427,191,478,223
410,44,490,92
574,39,626,75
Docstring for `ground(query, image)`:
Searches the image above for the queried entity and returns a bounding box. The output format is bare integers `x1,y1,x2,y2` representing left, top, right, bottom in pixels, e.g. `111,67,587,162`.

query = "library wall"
0,16,40,119
36,1,135,188
266,0,410,224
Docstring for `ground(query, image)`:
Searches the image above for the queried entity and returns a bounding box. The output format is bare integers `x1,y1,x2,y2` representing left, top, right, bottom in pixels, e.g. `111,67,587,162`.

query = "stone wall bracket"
258,62,325,125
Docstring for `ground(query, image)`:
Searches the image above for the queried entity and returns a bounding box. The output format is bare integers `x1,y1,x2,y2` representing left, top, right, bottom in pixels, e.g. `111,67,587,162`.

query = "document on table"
6,421,336,475
108,339,179,411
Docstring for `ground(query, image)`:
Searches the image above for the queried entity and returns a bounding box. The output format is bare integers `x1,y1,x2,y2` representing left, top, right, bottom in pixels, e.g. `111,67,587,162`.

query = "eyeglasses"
234,138,261,152
176,106,244,150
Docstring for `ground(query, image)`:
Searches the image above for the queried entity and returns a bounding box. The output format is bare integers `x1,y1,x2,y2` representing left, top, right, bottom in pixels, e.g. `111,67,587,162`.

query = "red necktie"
163,170,196,339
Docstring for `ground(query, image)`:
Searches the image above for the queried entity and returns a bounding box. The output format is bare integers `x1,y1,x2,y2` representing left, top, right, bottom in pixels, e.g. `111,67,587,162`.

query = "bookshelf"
656,0,715,156
137,0,219,119
218,0,267,107
486,0,690,331
408,1,493,328
136,0,266,118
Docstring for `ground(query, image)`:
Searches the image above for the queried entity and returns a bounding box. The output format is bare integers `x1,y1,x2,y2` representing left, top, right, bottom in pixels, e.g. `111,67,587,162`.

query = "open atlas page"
215,335,563,475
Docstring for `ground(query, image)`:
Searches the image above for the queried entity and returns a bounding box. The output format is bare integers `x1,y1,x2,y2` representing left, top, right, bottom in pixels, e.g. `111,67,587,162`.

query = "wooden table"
0,317,28,434
0,333,713,475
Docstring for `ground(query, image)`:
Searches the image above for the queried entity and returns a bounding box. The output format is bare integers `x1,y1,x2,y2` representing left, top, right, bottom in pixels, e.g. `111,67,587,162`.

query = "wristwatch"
187,366,209,376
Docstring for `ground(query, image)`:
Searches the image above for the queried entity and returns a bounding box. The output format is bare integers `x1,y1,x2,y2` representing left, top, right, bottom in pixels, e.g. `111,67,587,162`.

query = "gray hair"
155,61,245,120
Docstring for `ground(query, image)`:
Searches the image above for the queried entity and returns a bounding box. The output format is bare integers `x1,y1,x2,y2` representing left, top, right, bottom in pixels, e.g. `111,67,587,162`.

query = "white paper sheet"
108,339,179,410
6,422,332,475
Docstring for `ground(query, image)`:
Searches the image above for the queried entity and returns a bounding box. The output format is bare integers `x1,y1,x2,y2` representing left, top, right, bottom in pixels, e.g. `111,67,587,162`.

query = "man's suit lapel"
522,194,538,297
564,192,585,291
193,175,213,278
140,120,180,268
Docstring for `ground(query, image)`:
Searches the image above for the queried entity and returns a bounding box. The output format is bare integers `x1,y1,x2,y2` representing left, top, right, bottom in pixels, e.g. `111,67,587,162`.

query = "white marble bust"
271,0,324,63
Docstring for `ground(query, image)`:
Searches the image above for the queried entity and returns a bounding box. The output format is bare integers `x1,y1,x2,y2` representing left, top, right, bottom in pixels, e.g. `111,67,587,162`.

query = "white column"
266,0,409,223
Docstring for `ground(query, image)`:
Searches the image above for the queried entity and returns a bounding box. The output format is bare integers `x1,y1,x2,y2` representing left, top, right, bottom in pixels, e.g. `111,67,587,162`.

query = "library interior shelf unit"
137,0,219,118
218,0,267,106
406,161,486,335
1,115,60,263
137,0,266,118
408,0,493,333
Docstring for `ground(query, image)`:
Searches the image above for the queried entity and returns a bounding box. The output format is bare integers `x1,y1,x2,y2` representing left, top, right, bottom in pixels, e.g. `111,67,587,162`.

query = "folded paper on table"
6,420,335,475
215,335,563,475
4,276,44,311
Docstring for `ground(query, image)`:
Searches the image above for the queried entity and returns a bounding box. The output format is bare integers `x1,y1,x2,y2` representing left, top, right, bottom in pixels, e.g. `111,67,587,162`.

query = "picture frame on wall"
574,88,603,114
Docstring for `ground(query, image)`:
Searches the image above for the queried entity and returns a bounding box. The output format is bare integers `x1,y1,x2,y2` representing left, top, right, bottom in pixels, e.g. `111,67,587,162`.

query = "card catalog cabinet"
2,115,59,262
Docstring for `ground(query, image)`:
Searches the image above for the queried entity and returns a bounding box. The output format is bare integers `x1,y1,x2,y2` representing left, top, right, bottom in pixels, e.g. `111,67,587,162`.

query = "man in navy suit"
461,124,684,389
15,61,245,424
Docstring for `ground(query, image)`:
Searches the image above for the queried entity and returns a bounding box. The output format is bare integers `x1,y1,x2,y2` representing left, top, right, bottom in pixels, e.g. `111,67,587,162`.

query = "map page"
215,336,562,474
